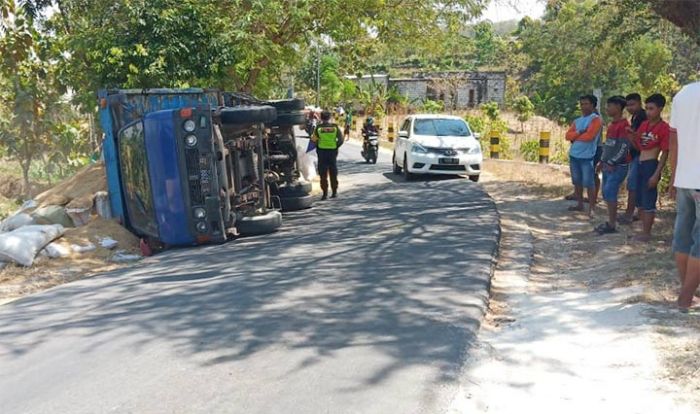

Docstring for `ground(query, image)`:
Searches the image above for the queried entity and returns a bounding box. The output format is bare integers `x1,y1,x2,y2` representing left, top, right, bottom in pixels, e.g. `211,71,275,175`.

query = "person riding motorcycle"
361,117,379,152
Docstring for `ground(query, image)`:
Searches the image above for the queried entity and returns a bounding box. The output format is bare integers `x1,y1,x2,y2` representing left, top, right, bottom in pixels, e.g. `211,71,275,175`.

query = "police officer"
311,111,344,200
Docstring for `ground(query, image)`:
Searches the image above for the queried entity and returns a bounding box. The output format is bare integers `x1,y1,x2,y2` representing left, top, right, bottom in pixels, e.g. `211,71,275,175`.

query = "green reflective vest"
316,125,340,149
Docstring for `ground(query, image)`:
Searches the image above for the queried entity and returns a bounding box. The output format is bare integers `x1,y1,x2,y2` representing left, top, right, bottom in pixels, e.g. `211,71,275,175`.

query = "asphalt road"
0,139,499,414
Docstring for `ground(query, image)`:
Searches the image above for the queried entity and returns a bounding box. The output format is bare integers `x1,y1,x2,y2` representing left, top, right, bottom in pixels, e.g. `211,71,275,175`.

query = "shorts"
602,164,629,203
627,155,640,192
672,188,700,258
569,156,595,189
636,159,659,212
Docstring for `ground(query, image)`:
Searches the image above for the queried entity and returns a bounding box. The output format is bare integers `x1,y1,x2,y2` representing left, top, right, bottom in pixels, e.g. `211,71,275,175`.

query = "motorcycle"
361,133,379,164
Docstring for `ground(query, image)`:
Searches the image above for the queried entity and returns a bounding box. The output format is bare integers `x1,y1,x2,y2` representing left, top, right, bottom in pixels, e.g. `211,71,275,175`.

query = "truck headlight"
196,221,208,233
193,207,206,219
183,119,196,132
185,135,198,148
411,144,428,154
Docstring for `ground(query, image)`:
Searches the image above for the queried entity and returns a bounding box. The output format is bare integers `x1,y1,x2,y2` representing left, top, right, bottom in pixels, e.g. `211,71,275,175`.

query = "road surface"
0,139,499,414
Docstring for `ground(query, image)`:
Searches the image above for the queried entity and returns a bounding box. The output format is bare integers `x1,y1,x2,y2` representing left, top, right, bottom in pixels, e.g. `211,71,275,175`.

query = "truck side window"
119,122,158,237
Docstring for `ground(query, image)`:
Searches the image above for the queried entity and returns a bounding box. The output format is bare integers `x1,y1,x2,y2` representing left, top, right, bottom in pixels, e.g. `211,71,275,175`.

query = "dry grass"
482,159,700,408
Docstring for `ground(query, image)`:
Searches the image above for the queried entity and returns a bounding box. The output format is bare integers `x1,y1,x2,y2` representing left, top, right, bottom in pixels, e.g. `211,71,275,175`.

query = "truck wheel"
220,106,277,125
280,194,313,211
265,98,305,111
271,112,306,127
237,211,282,236
276,181,312,197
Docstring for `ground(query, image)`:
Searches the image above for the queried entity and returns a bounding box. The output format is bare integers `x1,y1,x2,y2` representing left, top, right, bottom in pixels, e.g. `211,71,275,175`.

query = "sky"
481,0,546,22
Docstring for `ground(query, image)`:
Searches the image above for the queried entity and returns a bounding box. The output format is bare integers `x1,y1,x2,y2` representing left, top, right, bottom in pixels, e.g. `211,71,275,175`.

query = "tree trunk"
20,161,31,199
643,0,700,44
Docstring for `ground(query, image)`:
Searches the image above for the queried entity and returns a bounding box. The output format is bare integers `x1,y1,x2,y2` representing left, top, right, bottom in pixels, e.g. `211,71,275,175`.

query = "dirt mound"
35,162,107,208
55,217,141,260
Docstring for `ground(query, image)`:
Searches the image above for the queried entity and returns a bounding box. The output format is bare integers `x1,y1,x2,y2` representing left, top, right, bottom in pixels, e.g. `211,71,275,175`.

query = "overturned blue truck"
98,88,311,248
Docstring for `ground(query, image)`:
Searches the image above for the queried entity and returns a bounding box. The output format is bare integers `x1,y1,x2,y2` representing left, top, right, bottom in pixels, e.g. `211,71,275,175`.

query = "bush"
520,139,540,162
480,101,500,121
465,114,486,135
422,99,444,113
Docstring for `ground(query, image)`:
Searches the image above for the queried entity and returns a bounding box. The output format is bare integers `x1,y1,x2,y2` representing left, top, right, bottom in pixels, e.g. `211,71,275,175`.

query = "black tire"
271,112,306,127
469,175,480,182
280,194,313,212
220,106,277,125
403,156,413,181
276,181,312,197
237,211,282,236
371,156,378,164
265,98,305,111
392,153,402,174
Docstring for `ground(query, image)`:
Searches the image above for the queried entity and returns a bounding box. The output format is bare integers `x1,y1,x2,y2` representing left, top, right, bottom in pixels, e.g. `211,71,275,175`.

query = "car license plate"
439,158,458,165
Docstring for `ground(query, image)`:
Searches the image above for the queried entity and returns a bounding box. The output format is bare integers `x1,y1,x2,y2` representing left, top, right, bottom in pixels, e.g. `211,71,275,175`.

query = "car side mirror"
473,132,481,139
399,131,409,139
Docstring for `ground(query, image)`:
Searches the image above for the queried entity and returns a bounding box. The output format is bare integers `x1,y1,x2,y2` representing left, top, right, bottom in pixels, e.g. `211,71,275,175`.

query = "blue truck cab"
99,89,282,246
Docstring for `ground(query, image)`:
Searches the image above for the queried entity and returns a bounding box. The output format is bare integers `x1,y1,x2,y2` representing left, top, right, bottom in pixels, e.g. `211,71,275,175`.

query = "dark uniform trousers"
317,148,339,194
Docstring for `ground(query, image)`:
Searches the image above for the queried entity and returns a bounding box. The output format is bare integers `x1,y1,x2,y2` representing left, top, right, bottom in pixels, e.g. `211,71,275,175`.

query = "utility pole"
316,43,321,108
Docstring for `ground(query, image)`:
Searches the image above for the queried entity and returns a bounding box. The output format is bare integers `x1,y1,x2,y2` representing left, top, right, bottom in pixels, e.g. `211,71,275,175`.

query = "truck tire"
276,181,312,197
271,112,306,127
280,194,313,211
220,106,277,125
237,211,282,236
266,98,305,111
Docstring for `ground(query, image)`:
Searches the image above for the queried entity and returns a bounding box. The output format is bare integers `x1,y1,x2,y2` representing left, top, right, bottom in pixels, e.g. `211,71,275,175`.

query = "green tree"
512,95,535,132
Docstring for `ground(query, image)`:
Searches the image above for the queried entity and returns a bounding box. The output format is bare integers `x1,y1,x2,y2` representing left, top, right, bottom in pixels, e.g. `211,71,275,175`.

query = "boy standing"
596,96,631,234
620,93,647,224
565,95,603,216
631,94,670,242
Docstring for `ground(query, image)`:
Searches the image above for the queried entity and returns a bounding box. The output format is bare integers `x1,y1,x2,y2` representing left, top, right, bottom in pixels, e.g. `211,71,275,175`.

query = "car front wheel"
469,175,480,182
392,153,402,174
403,156,414,181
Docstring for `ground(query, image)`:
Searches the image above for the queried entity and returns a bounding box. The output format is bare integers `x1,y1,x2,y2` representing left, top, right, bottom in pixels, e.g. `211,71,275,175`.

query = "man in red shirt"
631,94,670,242
596,96,631,234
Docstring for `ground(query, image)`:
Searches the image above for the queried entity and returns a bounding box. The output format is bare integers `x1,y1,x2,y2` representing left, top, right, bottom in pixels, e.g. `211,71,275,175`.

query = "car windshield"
413,119,472,137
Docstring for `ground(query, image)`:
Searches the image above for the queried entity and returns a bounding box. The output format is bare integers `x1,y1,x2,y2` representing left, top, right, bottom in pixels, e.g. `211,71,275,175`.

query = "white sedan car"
392,114,483,182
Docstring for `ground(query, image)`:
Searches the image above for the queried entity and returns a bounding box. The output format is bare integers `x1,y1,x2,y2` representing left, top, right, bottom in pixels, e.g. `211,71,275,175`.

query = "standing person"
311,111,344,200
630,93,670,242
344,110,353,139
669,82,700,310
565,95,603,216
596,96,631,234
619,93,647,224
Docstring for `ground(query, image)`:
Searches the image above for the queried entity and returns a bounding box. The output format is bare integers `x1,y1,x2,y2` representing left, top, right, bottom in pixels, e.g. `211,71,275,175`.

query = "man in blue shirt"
565,95,603,216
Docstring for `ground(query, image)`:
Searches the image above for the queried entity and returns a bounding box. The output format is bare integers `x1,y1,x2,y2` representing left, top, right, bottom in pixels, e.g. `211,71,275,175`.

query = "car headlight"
468,146,481,154
411,144,428,154
193,207,206,219
185,134,198,148
183,119,196,132
196,221,208,233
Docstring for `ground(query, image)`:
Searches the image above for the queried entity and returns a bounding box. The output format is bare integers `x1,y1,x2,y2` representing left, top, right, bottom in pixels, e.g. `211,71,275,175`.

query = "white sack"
0,213,34,233
0,224,65,266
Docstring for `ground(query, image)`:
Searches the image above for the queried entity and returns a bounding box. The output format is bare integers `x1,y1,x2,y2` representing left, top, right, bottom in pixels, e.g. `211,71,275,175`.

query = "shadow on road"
0,176,499,397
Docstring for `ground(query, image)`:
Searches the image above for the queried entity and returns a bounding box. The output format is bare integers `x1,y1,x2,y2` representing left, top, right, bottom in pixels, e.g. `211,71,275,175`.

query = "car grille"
424,147,471,156
430,164,466,171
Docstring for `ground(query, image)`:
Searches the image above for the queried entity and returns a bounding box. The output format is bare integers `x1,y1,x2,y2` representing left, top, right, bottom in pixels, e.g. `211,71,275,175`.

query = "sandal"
595,222,617,234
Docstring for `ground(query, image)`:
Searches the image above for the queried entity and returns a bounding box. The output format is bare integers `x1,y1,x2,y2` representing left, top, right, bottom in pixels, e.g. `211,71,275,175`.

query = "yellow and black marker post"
489,131,500,159
539,131,551,163
387,123,395,143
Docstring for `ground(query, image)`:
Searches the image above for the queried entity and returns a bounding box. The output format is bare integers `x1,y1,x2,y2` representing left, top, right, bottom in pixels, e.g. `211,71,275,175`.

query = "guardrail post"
388,123,395,143
539,131,550,163
489,131,500,159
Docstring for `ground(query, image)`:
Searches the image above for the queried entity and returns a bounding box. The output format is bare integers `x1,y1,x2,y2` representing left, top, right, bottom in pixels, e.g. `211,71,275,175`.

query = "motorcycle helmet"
366,117,374,125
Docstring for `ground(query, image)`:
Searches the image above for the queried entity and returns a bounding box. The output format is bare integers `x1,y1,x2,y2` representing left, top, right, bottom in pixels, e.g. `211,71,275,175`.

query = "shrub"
520,139,540,162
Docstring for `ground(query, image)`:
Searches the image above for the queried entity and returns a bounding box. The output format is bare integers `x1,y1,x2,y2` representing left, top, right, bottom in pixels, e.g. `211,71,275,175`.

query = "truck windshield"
413,119,472,137
119,122,158,237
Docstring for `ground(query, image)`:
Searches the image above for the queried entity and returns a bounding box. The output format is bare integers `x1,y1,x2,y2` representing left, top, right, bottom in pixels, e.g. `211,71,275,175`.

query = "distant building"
346,71,506,109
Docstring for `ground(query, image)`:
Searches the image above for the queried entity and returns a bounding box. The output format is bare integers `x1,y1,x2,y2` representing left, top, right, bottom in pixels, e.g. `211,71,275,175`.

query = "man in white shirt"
669,81,700,310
